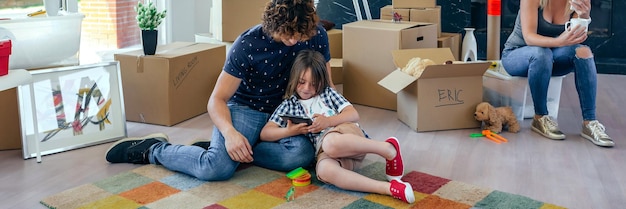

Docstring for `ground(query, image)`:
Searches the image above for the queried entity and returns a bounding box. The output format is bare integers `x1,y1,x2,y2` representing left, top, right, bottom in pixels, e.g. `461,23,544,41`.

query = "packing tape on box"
135,55,144,73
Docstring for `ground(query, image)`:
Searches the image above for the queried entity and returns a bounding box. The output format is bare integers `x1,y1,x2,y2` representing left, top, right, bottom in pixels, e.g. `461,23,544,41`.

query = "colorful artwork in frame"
17,62,127,159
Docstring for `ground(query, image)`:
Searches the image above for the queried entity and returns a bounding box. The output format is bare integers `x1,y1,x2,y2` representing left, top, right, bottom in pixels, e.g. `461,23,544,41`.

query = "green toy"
286,167,308,179
285,186,295,202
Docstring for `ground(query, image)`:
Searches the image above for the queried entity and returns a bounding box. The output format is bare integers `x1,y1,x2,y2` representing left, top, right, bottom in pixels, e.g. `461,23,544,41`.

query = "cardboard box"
327,29,343,59
114,42,225,126
410,6,441,37
438,32,462,61
343,20,437,110
212,0,267,42
330,58,343,85
378,48,490,132
392,0,436,9
0,88,23,150
380,5,410,22
483,69,565,120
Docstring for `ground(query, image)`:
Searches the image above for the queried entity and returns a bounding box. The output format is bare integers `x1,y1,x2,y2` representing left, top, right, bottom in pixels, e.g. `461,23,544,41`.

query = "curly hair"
262,0,319,41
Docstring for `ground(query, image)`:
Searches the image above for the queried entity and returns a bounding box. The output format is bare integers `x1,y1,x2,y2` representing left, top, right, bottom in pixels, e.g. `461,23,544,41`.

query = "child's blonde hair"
284,50,330,99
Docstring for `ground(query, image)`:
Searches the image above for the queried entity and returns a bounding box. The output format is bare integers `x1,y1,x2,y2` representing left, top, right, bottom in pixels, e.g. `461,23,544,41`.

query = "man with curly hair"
105,0,332,181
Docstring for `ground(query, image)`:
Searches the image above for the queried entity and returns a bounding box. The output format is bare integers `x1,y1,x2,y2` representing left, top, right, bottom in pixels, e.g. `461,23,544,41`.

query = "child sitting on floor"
260,49,415,203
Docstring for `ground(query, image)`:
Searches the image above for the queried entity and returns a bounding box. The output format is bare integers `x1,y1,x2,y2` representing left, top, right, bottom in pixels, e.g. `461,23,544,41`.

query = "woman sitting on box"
501,0,613,147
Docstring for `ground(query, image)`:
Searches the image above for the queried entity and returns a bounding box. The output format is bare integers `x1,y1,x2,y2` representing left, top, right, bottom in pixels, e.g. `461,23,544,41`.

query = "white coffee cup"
565,18,591,32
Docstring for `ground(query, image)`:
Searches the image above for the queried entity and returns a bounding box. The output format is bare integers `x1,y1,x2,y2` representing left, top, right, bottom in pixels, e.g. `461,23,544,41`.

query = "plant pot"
141,30,158,55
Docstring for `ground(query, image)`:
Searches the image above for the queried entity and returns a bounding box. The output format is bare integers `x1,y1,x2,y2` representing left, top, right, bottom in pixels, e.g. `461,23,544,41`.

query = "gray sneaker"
532,115,566,140
581,120,614,147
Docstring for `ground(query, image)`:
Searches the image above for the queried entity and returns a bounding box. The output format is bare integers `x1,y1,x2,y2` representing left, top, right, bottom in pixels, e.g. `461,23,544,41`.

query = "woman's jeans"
501,44,597,120
147,102,315,181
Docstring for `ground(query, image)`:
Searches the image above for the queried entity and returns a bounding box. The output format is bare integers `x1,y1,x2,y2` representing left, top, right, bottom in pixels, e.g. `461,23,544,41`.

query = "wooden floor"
1,74,624,209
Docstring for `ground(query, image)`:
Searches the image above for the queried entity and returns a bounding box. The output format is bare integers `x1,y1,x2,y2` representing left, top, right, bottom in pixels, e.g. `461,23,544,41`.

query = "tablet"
280,114,313,125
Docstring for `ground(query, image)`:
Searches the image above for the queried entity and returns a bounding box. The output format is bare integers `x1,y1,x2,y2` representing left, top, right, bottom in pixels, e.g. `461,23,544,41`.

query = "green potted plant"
135,1,166,55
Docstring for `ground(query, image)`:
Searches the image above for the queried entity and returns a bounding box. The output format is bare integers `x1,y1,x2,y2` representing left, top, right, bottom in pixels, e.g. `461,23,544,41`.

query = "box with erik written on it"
378,48,490,132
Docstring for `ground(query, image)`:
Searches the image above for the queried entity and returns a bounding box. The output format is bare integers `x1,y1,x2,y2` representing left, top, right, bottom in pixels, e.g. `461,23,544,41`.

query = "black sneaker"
190,139,211,150
105,133,169,164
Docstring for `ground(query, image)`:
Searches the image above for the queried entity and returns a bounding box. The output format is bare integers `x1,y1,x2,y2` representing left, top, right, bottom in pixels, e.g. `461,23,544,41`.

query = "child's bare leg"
316,153,391,195
322,132,396,161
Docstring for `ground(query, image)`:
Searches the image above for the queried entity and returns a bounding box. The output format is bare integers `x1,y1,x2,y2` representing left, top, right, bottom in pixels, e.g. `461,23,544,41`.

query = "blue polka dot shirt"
224,24,331,113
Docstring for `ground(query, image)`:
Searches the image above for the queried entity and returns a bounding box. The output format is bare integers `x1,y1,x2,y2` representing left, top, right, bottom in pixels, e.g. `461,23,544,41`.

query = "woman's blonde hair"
540,0,575,17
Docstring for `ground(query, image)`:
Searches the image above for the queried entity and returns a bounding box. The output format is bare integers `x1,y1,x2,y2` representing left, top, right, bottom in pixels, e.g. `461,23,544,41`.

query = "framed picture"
17,62,127,159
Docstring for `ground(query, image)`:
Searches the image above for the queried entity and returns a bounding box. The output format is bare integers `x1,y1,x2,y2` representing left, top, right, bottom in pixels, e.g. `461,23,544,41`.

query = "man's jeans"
502,44,597,120
148,102,315,181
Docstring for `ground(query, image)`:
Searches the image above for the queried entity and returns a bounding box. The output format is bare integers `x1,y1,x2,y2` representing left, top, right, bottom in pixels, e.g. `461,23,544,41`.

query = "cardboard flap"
392,48,455,68
420,62,490,79
378,69,417,93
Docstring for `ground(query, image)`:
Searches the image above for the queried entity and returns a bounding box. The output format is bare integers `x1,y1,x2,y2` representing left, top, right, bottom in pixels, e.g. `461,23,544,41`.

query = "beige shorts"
315,122,366,183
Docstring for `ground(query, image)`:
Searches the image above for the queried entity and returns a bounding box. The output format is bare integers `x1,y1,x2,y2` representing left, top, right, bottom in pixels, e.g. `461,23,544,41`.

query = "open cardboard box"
343,20,437,110
378,48,490,132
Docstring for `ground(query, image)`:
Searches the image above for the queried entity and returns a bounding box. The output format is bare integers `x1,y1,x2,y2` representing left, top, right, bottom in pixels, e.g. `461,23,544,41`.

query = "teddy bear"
474,102,520,133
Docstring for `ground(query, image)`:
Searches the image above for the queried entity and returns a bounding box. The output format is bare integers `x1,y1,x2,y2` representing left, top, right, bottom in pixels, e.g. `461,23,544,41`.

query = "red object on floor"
0,39,11,76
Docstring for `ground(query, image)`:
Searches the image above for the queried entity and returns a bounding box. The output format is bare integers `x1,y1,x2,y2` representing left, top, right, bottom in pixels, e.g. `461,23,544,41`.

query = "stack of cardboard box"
339,1,491,132
342,19,438,110
327,29,343,85
380,0,462,61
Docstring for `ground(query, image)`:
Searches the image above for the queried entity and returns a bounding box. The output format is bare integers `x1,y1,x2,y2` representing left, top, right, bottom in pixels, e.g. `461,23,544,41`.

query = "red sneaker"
385,137,404,181
390,179,415,203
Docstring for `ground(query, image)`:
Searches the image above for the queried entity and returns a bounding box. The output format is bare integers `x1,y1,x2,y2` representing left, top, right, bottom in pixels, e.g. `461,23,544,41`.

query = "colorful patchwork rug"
41,162,565,209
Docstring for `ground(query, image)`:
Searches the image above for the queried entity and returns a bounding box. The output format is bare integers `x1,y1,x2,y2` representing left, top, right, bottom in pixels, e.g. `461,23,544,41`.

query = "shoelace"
127,140,149,163
541,116,559,130
588,121,610,138
128,150,148,163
